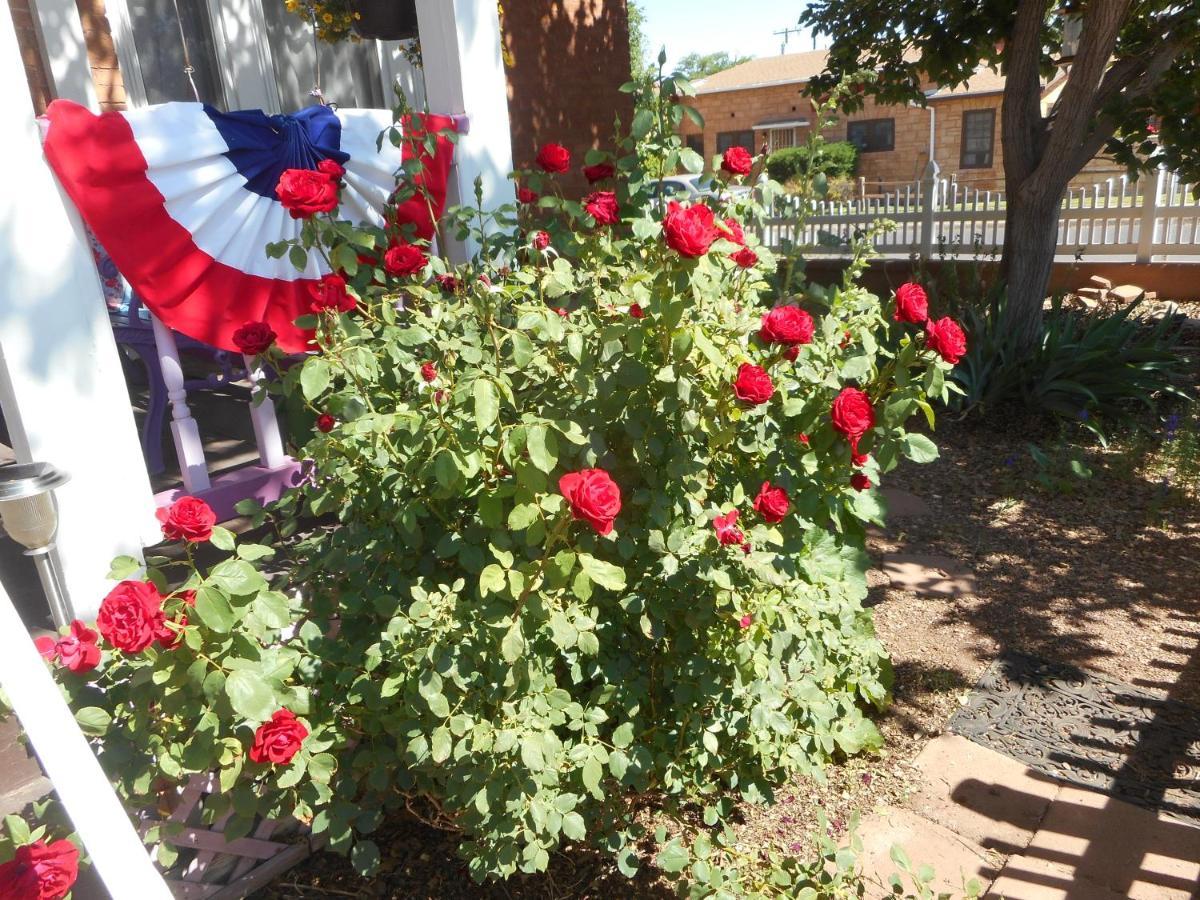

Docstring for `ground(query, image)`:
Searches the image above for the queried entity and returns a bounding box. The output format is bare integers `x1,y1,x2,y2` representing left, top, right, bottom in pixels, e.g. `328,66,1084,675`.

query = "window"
716,130,754,155
960,109,996,169
125,0,224,105
846,118,895,153
767,127,797,152
684,134,705,157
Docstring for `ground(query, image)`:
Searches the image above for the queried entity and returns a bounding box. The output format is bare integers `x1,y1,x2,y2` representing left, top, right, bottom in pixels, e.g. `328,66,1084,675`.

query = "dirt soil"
260,411,1200,899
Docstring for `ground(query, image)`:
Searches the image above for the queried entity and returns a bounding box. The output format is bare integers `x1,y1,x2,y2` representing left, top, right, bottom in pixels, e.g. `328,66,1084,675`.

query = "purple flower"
1165,413,1181,442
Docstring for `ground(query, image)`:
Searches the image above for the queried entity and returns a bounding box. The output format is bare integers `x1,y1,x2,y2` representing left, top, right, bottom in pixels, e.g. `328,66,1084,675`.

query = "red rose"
663,201,719,258
35,620,100,674
722,218,745,245
893,282,929,324
316,413,336,433
316,158,345,179
384,242,428,277
275,168,338,219
831,387,875,451
712,510,744,546
753,482,790,523
783,345,800,361
853,450,870,467
558,468,622,536
554,307,570,317
739,613,753,629
420,362,438,383
532,230,551,251
850,472,872,492
310,273,355,314
436,273,460,293
721,146,754,177
731,247,758,269
249,709,308,765
629,303,645,319
176,589,197,607
156,495,216,543
233,321,276,356
925,316,968,364
760,306,815,346
583,162,615,183
585,190,620,226
536,142,571,173
96,581,163,654
0,839,79,900
733,362,774,405
797,433,810,446
517,186,540,205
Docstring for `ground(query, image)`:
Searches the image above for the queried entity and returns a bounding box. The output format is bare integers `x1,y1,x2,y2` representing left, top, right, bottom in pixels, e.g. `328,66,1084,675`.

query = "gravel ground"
260,400,1200,898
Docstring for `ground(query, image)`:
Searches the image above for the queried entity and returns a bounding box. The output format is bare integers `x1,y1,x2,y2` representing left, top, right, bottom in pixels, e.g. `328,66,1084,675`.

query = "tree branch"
1002,0,1051,185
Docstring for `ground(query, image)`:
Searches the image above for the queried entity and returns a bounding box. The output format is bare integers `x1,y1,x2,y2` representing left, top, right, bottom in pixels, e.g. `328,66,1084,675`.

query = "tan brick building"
680,49,1122,192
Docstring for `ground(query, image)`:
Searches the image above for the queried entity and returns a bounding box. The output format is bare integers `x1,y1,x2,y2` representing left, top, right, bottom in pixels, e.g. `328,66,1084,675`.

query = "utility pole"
773,25,805,55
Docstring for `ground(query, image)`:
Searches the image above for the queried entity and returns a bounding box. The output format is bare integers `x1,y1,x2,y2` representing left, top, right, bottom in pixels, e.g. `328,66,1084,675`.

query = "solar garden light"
0,462,73,627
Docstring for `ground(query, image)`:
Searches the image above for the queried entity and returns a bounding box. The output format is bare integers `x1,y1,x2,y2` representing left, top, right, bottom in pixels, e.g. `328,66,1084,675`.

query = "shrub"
767,141,859,183
949,293,1191,438
42,78,961,887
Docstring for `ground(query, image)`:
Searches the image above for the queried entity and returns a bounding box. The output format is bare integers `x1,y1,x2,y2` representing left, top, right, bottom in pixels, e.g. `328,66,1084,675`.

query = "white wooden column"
414,0,515,260
0,4,160,619
29,0,99,109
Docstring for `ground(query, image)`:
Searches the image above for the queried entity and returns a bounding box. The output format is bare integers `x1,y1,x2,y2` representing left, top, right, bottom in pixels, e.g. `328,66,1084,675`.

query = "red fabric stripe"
393,112,456,242
43,100,318,354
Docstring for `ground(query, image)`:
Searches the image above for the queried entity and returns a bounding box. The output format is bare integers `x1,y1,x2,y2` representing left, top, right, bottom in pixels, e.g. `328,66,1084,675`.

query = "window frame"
684,133,705,157
846,118,895,153
959,108,996,169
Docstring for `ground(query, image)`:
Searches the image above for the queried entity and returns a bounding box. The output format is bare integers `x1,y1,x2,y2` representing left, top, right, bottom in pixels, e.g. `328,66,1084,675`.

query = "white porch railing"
758,162,1200,263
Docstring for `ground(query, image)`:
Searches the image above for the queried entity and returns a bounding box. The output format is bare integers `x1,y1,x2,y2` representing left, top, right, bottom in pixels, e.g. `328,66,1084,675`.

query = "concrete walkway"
857,733,1200,898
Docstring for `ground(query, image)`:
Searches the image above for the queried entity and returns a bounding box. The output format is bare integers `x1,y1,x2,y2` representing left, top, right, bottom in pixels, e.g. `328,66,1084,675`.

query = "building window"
846,118,895,153
716,130,755,155
684,134,705,157
126,0,225,105
766,127,796,152
960,109,996,169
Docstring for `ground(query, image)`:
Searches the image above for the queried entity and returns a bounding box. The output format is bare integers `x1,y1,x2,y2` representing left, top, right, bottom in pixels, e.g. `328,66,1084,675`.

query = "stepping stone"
1021,785,1200,899
1088,275,1113,290
855,806,997,896
1110,284,1146,302
985,854,1130,900
881,487,930,519
906,734,1061,855
881,554,977,598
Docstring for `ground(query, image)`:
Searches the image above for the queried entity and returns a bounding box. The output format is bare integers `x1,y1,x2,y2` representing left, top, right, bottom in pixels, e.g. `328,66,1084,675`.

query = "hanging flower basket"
351,0,418,41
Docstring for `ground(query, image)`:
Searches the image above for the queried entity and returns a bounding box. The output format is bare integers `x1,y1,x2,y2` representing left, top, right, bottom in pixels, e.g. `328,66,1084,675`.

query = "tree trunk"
998,185,1063,352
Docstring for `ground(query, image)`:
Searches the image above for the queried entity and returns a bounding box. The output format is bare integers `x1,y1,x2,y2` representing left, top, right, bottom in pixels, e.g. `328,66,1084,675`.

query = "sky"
638,0,822,71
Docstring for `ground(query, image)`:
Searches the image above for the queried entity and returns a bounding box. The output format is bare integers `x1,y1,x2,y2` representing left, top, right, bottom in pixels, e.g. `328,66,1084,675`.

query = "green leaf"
577,553,626,591
582,753,603,797
351,840,381,877
656,839,690,874
107,556,143,580
288,244,308,271
501,623,525,663
252,592,291,629
225,669,277,721
901,433,939,464
562,811,586,841
431,726,452,763
194,586,236,632
74,706,111,737
611,722,634,749
526,424,558,474
473,378,500,431
208,559,267,596
520,738,545,772
301,358,331,401
479,564,506,597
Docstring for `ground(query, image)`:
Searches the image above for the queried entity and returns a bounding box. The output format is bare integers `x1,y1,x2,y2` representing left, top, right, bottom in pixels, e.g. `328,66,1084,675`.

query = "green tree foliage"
798,0,1199,351
675,51,756,80
767,141,860,182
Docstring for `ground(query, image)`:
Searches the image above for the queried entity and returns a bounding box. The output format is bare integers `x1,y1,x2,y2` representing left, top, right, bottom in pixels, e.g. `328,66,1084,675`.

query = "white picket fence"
758,163,1200,263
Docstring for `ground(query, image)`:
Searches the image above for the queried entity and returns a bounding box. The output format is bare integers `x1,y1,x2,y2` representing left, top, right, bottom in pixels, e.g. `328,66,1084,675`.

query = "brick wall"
75,0,125,110
503,0,634,196
8,0,52,114
682,85,1011,191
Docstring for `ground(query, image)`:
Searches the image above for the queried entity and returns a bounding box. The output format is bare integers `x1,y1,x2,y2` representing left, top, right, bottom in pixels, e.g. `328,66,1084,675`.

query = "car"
647,174,753,208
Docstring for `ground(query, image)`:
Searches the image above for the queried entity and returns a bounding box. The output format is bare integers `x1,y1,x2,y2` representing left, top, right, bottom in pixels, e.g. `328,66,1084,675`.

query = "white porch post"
29,0,99,109
0,5,160,619
414,0,515,261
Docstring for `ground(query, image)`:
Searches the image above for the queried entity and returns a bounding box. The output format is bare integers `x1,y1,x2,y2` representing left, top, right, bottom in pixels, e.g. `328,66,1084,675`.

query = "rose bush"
41,78,963,893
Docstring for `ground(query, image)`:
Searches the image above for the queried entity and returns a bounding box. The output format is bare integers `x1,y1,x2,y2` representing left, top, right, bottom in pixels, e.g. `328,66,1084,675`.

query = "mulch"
258,403,1200,898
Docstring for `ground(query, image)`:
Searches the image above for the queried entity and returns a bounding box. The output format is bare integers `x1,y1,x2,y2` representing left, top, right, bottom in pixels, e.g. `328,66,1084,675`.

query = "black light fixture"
351,0,419,41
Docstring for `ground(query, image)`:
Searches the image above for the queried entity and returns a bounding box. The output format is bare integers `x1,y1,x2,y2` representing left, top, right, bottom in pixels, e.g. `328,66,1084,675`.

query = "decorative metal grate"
949,653,1200,825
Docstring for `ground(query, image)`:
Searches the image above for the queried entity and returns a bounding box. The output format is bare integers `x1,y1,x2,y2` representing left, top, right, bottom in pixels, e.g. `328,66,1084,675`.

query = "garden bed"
261,402,1200,897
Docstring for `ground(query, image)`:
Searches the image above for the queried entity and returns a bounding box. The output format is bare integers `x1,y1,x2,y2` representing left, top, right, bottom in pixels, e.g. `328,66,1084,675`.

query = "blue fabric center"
203,104,350,200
